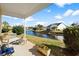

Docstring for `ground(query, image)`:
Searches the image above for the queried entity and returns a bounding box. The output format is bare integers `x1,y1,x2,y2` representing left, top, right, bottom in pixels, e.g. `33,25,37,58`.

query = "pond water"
26,30,64,40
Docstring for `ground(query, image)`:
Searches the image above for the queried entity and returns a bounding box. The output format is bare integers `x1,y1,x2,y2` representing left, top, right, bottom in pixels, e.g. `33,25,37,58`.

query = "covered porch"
0,3,49,56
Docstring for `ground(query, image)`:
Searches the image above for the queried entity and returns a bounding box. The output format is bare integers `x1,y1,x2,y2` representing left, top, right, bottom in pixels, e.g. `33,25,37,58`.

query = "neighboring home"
46,23,66,32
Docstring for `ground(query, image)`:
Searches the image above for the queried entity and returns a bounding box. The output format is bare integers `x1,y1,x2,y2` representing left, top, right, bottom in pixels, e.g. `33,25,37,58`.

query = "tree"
2,21,10,33
3,21,10,27
36,24,44,30
12,26,24,35
63,26,79,55
71,23,79,27
32,27,37,32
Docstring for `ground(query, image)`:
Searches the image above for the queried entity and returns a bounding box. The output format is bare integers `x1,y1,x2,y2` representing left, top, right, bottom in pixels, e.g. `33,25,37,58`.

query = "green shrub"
12,26,24,35
2,27,9,33
63,26,79,50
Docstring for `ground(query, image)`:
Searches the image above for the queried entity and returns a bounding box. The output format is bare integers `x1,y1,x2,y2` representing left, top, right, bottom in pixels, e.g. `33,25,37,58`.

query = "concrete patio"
10,38,42,56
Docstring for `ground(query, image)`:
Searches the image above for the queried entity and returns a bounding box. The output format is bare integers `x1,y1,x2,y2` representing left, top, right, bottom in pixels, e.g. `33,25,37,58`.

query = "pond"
26,30,64,40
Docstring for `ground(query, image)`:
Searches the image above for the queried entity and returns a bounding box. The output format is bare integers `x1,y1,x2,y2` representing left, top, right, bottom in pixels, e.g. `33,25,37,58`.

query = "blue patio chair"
0,44,14,56
6,47,14,55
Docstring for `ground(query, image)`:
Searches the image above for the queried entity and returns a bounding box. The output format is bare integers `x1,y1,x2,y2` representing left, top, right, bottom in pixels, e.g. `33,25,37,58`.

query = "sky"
2,3,79,27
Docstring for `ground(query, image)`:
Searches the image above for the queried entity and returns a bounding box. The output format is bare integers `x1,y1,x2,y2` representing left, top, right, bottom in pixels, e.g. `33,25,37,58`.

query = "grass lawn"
26,35,65,48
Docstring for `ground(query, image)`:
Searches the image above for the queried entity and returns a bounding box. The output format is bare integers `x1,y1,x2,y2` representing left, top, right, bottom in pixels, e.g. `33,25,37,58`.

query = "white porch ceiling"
0,3,49,19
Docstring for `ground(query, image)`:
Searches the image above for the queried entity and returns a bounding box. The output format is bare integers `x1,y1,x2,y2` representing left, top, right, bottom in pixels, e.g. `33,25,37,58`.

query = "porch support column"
0,6,2,35
23,19,26,39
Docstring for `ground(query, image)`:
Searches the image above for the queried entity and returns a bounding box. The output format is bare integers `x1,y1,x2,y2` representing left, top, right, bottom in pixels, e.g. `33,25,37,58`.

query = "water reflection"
26,30,64,40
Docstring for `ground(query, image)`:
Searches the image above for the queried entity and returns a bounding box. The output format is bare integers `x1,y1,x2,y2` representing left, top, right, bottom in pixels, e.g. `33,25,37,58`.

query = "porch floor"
11,38,42,56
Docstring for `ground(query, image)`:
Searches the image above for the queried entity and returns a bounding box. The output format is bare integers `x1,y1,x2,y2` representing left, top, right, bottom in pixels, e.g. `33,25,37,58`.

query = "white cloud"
57,20,64,23
13,17,19,20
25,16,34,22
55,3,66,7
35,22,47,26
54,9,79,20
47,9,51,13
13,23,22,26
54,15,63,20
3,15,20,20
55,3,72,7
63,9,74,17
72,10,79,16
63,9,79,17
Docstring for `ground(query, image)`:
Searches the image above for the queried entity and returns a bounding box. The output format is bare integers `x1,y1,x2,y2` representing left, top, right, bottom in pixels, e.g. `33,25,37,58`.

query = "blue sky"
2,3,79,27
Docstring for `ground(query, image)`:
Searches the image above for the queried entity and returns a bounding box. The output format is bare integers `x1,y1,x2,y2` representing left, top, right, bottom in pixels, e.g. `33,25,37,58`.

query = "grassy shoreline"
26,35,65,48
